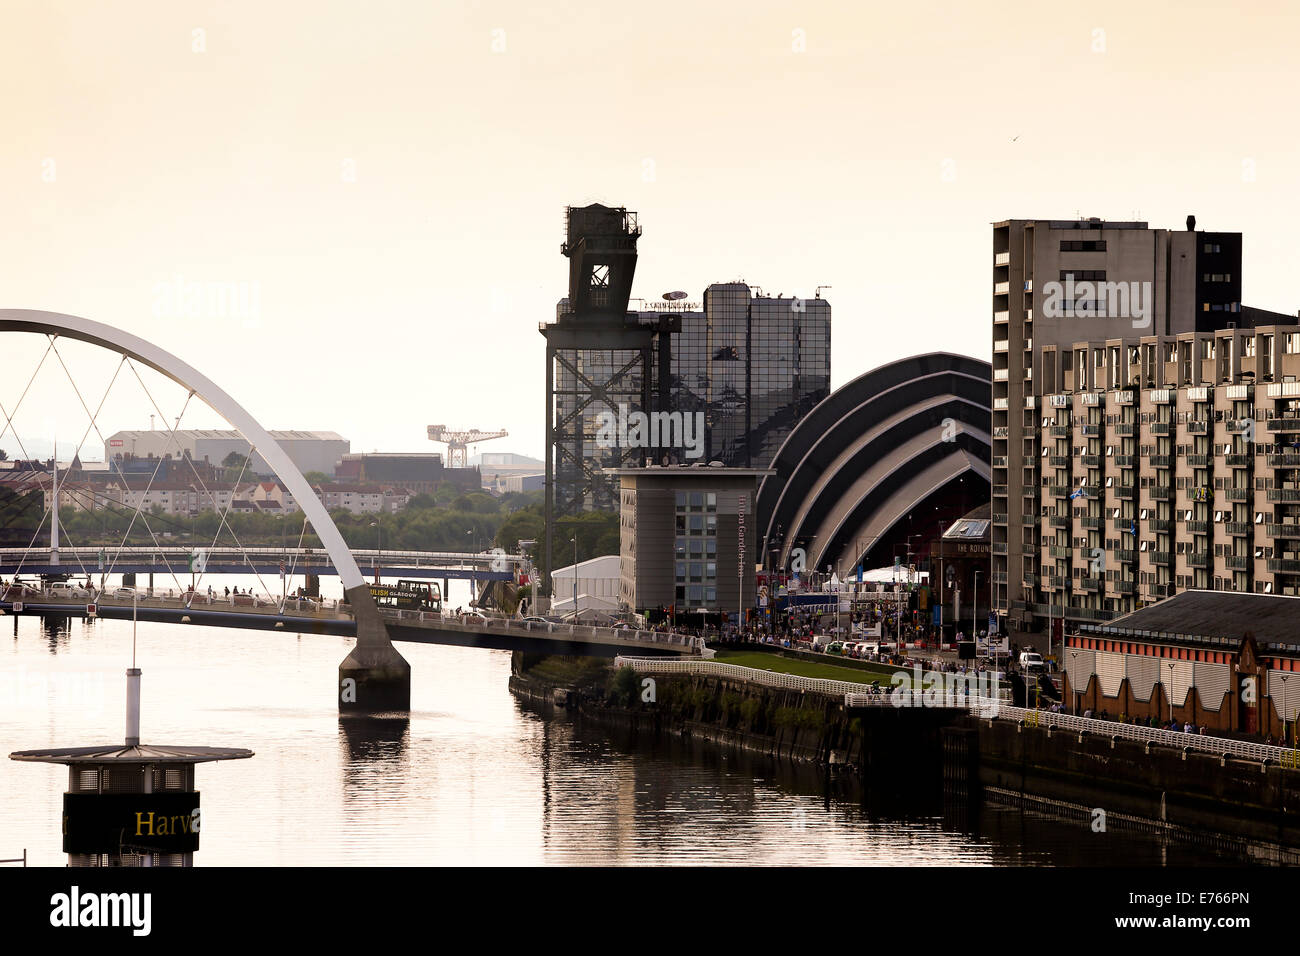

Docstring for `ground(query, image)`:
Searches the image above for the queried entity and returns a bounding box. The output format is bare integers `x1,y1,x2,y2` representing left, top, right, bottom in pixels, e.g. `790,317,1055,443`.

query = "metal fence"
613,655,895,699
614,656,1300,767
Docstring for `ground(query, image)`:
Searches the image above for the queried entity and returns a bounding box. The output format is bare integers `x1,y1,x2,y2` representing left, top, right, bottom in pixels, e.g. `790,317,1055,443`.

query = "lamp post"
1167,661,1176,724
1070,650,1079,715
570,536,578,621
370,520,381,584
1280,674,1291,746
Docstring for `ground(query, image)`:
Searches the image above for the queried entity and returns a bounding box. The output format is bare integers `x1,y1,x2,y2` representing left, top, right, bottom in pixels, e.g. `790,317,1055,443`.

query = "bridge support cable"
2,309,408,713
0,336,72,581
120,356,284,604
48,345,191,597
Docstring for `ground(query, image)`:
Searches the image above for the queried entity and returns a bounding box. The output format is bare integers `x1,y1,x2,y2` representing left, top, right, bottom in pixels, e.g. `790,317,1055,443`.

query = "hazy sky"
3,0,1298,463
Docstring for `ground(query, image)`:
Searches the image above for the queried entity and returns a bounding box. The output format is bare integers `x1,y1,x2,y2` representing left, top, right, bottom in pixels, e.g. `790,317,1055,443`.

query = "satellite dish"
662,291,688,300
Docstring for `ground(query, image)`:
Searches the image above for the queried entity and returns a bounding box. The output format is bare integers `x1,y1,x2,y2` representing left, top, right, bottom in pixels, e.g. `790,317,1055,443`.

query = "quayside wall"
509,652,1300,849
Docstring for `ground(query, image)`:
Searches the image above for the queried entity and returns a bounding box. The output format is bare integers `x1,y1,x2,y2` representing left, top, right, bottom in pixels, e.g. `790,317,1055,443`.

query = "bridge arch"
0,308,366,591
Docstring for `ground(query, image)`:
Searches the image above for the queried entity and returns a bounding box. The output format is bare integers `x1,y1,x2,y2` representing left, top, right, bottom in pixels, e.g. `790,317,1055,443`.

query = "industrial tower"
539,204,679,595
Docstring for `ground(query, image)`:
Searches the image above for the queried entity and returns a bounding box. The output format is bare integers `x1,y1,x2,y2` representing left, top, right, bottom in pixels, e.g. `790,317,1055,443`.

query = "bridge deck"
0,587,701,658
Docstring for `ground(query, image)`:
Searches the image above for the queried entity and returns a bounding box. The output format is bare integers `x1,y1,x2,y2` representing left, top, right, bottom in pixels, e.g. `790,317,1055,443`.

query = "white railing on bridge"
0,586,704,654
0,546,526,566
386,612,703,653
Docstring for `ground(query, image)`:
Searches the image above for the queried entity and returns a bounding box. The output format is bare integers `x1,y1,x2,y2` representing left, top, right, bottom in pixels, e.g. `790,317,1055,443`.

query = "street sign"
12,602,22,613
86,603,97,618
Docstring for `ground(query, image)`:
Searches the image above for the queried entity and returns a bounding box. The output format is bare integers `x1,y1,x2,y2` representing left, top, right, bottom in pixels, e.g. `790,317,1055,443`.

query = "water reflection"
0,610,1281,866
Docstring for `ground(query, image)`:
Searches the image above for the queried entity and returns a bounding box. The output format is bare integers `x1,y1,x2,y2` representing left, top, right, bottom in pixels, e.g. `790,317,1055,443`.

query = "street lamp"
370,520,381,582
569,535,578,621
1280,674,1291,746
1167,661,1177,724
1070,651,1079,715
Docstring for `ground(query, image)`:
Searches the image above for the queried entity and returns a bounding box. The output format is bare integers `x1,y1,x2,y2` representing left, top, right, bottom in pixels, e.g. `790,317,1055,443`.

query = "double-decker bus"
369,580,442,612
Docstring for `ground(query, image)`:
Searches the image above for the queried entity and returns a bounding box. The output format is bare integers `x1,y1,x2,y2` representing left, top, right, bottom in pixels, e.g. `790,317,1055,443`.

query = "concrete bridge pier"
338,584,410,714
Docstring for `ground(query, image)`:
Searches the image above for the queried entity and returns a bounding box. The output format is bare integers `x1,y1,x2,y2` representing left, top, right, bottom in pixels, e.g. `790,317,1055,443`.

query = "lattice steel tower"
540,204,677,592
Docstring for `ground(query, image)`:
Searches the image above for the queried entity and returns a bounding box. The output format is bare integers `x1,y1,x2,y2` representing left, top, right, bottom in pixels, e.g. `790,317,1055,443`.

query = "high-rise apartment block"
992,217,1298,635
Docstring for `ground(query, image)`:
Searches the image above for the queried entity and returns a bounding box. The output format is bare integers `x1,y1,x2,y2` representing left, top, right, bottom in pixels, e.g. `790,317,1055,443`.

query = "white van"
1019,651,1045,671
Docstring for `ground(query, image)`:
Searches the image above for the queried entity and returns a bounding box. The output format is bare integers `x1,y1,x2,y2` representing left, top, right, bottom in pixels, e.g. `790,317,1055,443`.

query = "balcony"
991,512,1008,524
1022,514,1038,526
994,311,1009,325
992,456,1008,469
1226,555,1249,571
1049,426,1070,437
1150,518,1171,532
1115,580,1138,594
994,339,1009,354
1082,424,1101,437
1152,423,1172,435
993,484,1008,497
1267,523,1300,539
1050,515,1069,528
1116,485,1136,500
1268,454,1300,467
1115,549,1136,563
1082,454,1101,467
1150,486,1173,500
1267,558,1300,573
1188,421,1208,434
1048,485,1072,497
1048,545,1072,558
1079,577,1103,592
995,252,1010,266
1226,419,1255,433
1082,516,1103,529
1226,454,1253,467
1186,455,1209,467
1225,488,1250,501
1267,418,1300,432
1268,489,1300,502
994,369,1009,382
1152,551,1174,565
1186,519,1208,533
1225,522,1251,535
1188,554,1209,568
1149,455,1172,468
994,281,1010,295
1116,423,1137,436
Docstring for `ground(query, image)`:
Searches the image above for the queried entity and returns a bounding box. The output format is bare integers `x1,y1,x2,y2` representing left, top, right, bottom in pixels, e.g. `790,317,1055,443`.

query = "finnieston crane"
427,425,508,469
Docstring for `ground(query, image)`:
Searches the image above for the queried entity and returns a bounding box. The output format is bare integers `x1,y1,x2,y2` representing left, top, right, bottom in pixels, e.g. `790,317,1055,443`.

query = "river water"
0,577,1256,866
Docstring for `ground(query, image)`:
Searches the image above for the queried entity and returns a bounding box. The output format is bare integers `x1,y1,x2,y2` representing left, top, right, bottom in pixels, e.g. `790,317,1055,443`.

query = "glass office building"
658,282,831,468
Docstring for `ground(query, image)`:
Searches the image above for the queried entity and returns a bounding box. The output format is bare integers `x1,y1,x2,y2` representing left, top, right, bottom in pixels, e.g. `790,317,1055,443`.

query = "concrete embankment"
507,652,956,790
509,652,1300,852
973,716,1300,852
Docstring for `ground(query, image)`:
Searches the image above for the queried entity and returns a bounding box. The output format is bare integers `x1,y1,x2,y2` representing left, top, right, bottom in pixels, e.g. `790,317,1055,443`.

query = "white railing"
971,700,1298,765
0,546,525,567
613,657,1300,767
614,656,893,697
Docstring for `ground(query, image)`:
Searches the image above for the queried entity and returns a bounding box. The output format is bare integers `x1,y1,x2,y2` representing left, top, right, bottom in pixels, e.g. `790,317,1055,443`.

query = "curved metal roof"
757,352,992,574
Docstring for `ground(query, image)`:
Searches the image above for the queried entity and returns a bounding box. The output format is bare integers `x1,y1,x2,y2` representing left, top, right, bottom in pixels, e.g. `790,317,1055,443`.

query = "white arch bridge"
0,310,699,713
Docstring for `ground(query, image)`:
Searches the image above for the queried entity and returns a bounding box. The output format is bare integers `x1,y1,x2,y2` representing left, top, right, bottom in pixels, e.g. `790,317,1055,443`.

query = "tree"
0,448,7,461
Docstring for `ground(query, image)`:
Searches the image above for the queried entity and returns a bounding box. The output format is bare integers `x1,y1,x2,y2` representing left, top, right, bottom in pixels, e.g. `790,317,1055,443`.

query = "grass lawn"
713,650,911,687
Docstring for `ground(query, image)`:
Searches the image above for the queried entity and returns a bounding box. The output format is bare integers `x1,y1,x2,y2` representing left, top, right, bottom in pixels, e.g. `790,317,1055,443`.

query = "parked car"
1019,651,1045,671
